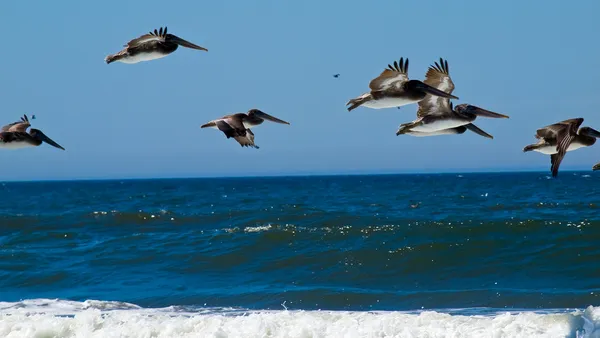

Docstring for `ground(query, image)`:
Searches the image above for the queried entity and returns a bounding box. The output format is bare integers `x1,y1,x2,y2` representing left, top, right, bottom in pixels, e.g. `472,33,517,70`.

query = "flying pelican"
396,58,508,136
523,118,600,177
105,27,207,64
346,57,459,112
201,109,290,149
0,114,65,150
593,163,600,171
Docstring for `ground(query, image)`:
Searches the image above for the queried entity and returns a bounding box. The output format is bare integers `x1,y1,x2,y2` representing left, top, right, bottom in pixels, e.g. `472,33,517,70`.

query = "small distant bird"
524,118,600,177
201,109,290,149
346,57,458,112
410,201,421,209
333,74,340,78
396,58,508,138
105,27,207,64
0,114,64,150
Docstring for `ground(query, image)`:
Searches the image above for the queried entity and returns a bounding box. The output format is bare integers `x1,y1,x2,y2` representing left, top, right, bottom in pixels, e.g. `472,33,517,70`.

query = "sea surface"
1,172,600,337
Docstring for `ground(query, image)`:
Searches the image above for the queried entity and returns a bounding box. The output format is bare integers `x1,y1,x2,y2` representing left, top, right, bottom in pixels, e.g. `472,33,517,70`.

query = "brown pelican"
0,114,65,150
523,118,600,177
201,109,290,149
346,57,459,111
105,27,207,64
396,58,508,135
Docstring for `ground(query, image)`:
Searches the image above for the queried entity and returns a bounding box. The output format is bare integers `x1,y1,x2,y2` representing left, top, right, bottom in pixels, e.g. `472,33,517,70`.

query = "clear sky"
1,0,599,180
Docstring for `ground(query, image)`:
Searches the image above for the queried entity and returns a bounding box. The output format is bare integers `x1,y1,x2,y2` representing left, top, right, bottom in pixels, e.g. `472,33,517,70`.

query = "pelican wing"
216,117,258,149
368,58,409,91
125,27,167,48
2,114,30,133
547,118,583,177
417,58,455,118
0,131,28,143
233,129,258,148
535,118,583,141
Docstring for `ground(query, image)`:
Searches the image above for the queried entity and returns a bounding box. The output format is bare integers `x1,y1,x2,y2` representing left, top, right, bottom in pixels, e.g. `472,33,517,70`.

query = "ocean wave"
0,299,596,338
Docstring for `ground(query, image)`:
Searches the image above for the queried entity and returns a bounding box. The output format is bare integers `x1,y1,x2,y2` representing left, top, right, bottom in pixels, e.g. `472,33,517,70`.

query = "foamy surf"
0,299,598,338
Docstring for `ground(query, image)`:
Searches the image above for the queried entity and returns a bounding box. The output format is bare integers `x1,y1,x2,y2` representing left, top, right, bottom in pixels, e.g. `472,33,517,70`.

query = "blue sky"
1,0,599,180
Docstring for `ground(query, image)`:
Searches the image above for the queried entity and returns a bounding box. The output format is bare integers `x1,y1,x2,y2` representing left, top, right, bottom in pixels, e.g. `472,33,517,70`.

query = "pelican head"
248,109,290,125
579,127,600,138
454,104,509,119
30,129,65,150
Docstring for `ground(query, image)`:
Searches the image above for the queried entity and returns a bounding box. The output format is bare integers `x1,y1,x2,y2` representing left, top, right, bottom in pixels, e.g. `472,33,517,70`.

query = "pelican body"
402,123,494,139
523,118,600,177
396,58,508,136
346,57,459,111
105,27,207,64
0,115,65,150
201,109,290,149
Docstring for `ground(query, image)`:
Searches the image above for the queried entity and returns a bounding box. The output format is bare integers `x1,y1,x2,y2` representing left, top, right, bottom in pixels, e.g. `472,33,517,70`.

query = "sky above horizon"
1,0,599,180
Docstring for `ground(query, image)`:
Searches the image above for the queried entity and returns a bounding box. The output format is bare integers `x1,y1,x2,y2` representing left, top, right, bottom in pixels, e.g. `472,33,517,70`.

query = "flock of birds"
2,26,600,177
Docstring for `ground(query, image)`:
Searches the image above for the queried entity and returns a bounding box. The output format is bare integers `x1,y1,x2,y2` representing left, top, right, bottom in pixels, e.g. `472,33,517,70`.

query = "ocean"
1,172,599,337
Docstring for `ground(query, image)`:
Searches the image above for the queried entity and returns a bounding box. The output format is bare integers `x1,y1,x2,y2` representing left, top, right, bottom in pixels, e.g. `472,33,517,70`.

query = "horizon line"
1,168,597,183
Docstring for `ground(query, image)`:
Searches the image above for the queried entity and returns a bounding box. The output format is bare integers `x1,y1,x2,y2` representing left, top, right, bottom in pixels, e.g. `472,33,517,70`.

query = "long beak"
585,127,600,138
253,111,290,125
39,132,65,150
468,105,509,119
593,163,600,171
464,123,493,139
411,80,459,100
167,34,208,51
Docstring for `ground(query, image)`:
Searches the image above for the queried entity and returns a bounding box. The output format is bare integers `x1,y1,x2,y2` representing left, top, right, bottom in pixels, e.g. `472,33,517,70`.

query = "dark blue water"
1,172,599,312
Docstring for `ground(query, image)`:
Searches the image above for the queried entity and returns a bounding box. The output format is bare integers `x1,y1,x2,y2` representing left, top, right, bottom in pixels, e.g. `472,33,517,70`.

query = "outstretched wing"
547,118,584,177
417,58,455,117
2,114,31,133
535,118,583,140
233,129,258,148
368,58,409,91
216,117,258,149
125,27,167,48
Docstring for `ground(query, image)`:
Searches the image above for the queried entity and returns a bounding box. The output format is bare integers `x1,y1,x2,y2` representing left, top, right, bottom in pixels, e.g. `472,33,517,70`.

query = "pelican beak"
168,34,208,51
464,123,494,139
39,131,65,150
253,111,291,125
593,163,600,171
410,80,459,100
468,105,509,119
585,127,600,138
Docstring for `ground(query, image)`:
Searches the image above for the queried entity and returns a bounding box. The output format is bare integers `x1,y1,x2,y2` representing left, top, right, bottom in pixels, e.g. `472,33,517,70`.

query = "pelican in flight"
396,58,508,136
201,109,290,149
346,57,459,111
105,27,207,64
0,114,65,150
523,118,600,177
594,163,600,171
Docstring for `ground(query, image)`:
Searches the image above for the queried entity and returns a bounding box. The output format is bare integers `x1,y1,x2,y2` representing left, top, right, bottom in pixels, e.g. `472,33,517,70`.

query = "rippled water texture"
1,173,600,337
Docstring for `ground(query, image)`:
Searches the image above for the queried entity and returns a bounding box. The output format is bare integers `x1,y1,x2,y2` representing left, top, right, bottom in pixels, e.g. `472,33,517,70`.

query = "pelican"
201,109,290,149
0,114,65,150
105,27,207,64
523,118,600,176
346,57,459,111
395,58,508,136
594,163,600,171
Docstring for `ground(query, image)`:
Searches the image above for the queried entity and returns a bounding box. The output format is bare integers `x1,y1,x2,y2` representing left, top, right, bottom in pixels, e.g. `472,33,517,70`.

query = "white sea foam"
0,299,598,338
